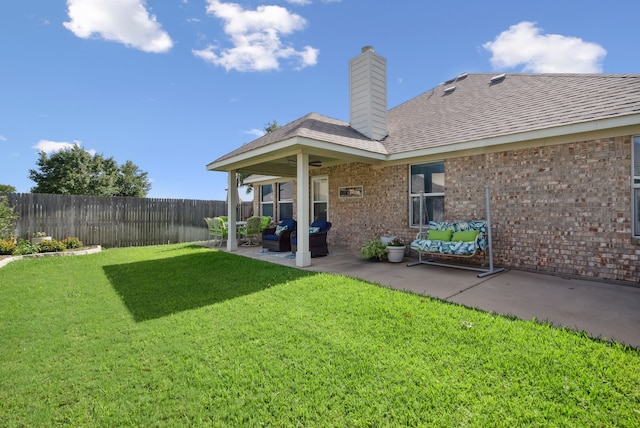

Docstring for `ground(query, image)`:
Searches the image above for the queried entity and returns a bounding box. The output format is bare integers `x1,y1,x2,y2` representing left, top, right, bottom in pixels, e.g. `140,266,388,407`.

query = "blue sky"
1,1,638,201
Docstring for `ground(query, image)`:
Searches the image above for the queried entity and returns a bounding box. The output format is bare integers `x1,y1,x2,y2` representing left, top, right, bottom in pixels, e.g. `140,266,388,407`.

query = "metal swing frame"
407,185,505,278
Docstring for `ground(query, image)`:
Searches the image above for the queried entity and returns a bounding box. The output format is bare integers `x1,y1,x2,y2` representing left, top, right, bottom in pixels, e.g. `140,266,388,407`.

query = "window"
260,184,274,219
277,181,293,221
410,162,445,227
312,176,328,221
633,136,640,237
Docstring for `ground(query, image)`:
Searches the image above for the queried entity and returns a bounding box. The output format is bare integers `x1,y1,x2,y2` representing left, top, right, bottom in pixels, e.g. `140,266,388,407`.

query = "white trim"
206,135,387,172
312,175,329,221
409,161,445,228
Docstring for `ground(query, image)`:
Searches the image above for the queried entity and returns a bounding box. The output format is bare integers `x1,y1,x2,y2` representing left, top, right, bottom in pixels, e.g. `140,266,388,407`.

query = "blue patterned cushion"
412,220,487,254
280,218,296,230
309,226,321,233
275,225,288,236
410,239,442,253
311,220,330,232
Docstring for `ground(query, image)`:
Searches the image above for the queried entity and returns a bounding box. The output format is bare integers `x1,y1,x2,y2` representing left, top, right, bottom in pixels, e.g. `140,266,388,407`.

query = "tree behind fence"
4,193,253,248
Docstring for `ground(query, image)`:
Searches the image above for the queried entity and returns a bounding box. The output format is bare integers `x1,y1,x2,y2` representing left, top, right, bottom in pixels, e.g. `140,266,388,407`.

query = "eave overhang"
206,135,388,176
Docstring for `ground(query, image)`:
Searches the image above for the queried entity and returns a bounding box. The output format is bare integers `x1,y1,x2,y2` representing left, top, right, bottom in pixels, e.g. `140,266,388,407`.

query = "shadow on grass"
103,251,313,322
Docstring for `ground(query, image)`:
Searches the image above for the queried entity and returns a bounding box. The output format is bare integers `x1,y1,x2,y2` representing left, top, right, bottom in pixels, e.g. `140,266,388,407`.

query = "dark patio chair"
262,218,297,252
291,220,332,257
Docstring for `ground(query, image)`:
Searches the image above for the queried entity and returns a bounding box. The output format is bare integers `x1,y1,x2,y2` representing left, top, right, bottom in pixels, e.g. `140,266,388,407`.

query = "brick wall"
446,136,639,283
326,136,639,284
322,163,415,251
256,135,639,284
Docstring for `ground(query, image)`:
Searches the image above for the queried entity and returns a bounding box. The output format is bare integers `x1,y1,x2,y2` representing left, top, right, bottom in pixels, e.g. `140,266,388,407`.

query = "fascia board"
206,138,300,171
242,175,282,185
294,137,387,161
207,136,387,172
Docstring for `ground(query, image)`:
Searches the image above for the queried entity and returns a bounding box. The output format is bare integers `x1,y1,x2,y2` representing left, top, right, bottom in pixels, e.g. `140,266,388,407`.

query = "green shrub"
0,238,16,255
61,237,83,249
37,239,65,253
14,239,39,255
359,238,388,260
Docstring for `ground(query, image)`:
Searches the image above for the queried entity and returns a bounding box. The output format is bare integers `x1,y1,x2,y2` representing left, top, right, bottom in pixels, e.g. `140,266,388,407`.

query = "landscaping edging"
0,245,102,269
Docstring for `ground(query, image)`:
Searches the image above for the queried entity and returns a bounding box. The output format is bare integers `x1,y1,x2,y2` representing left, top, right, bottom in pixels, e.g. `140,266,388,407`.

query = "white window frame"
260,184,274,219
277,181,294,221
312,176,329,221
409,162,445,227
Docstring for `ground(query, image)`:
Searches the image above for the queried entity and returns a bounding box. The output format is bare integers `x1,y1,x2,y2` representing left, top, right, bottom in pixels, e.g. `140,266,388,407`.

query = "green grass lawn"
1,243,639,427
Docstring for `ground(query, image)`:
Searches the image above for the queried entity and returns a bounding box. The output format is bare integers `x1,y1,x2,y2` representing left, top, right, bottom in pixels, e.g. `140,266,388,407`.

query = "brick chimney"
349,46,388,141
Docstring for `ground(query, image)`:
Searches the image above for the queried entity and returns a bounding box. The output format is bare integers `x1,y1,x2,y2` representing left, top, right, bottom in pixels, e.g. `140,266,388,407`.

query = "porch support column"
226,170,238,251
296,153,311,267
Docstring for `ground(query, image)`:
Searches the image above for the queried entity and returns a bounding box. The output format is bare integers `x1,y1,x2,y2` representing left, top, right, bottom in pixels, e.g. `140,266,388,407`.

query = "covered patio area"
206,113,387,269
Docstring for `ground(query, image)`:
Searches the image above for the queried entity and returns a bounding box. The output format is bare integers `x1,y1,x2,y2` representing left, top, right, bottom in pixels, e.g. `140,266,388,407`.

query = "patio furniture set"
204,217,332,258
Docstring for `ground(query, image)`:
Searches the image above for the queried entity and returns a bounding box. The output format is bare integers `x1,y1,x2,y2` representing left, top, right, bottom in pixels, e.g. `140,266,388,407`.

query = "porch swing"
407,185,505,278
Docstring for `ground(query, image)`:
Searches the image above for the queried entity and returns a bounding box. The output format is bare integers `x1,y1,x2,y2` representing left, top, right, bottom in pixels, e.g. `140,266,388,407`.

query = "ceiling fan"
287,157,322,168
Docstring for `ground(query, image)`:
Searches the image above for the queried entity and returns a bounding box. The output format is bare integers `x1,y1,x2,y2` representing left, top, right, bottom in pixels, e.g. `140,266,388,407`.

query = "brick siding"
257,136,639,284
328,136,639,284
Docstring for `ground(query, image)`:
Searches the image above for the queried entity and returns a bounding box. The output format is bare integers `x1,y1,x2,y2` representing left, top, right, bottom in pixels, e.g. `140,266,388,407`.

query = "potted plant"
360,238,388,261
386,237,406,263
380,235,396,245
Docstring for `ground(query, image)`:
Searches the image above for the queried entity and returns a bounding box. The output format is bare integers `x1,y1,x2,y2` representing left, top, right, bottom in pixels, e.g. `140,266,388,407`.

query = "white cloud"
0,135,7,141
33,140,75,154
193,0,319,72
63,0,173,53
32,140,96,156
244,128,266,138
483,21,606,73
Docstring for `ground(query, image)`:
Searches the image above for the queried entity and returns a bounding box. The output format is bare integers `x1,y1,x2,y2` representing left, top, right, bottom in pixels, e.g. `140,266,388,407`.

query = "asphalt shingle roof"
384,73,640,154
213,113,386,164
212,73,640,165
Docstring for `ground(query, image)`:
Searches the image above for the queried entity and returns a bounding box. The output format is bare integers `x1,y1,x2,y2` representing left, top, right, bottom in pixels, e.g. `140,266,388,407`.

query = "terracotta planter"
386,245,405,263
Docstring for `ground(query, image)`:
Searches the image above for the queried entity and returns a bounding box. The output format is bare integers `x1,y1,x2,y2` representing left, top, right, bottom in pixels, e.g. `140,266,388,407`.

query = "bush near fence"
2,193,253,248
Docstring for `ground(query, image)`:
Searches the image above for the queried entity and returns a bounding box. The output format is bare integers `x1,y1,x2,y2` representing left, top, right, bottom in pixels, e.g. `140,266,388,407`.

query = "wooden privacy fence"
4,193,254,248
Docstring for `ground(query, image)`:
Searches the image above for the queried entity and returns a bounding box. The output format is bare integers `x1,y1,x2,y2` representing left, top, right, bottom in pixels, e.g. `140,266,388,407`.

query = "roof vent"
443,77,455,85
443,85,456,94
490,73,506,83
456,72,468,81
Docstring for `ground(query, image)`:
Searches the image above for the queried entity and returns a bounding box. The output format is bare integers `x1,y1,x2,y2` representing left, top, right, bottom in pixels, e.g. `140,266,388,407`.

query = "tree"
0,195,18,239
28,145,151,197
263,119,280,133
0,184,16,193
115,160,151,197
